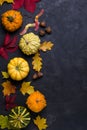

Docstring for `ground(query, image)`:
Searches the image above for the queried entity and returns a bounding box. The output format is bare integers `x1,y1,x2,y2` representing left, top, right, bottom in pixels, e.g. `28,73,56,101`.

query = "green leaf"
1,71,9,79
0,115,11,129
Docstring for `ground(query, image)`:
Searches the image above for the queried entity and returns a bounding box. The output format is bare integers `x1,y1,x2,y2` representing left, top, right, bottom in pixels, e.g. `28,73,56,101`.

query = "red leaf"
5,95,17,110
4,34,18,52
0,47,8,59
4,33,10,46
24,0,36,13
12,0,24,9
6,36,18,52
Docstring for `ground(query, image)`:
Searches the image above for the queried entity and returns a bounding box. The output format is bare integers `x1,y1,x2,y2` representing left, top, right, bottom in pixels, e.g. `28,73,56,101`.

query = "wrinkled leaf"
1,71,9,79
0,115,11,129
39,41,54,52
32,52,42,72
0,0,13,5
1,80,16,96
20,81,35,95
34,115,48,130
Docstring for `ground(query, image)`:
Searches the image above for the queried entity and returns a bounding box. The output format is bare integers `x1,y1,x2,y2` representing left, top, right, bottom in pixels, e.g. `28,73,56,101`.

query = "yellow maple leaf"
32,52,42,72
34,115,48,130
20,81,35,95
1,71,9,79
1,80,16,96
39,41,54,52
0,0,13,5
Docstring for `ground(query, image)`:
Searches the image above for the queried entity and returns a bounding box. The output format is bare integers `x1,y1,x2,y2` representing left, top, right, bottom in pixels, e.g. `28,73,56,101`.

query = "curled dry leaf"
34,115,48,130
32,52,42,72
20,81,35,95
1,80,16,96
39,41,54,52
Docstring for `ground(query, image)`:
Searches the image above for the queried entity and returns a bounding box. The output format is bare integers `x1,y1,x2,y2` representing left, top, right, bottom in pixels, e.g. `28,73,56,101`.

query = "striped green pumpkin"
8,106,31,129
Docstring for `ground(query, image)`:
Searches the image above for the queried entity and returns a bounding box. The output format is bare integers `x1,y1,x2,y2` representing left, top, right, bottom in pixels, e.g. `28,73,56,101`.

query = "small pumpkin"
9,106,31,129
26,91,47,113
1,10,23,32
7,57,30,81
19,33,41,55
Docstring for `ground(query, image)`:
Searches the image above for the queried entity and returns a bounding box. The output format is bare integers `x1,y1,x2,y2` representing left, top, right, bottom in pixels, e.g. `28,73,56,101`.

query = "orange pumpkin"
26,91,47,113
1,10,23,32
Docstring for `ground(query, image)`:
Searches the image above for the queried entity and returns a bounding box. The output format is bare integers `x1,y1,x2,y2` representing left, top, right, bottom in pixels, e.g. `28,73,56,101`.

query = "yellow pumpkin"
1,10,23,32
19,33,41,55
26,91,47,113
7,57,30,81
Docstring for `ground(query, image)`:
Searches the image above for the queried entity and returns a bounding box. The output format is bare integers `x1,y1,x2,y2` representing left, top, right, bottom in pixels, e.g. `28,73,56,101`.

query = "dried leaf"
1,71,9,79
20,81,34,95
39,41,54,52
32,52,42,72
0,115,11,129
1,80,16,96
34,115,48,130
0,0,13,5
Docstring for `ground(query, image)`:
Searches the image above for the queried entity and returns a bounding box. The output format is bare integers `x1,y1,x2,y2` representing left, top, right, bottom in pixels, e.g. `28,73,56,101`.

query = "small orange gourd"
26,91,47,113
1,10,23,32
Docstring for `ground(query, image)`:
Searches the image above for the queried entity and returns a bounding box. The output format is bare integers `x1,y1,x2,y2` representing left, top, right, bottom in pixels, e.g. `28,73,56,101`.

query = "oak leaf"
34,115,48,130
1,71,9,79
20,81,35,95
0,0,13,5
32,52,42,72
1,80,16,96
39,41,54,52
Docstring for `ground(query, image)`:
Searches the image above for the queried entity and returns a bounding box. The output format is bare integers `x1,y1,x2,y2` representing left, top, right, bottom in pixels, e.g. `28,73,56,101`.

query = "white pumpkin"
19,33,41,55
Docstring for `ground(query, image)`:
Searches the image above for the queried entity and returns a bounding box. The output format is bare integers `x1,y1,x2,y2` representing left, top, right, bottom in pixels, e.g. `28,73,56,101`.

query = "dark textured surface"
0,0,87,130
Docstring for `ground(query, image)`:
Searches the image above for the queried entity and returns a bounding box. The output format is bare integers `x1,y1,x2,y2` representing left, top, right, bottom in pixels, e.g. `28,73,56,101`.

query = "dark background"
0,0,87,130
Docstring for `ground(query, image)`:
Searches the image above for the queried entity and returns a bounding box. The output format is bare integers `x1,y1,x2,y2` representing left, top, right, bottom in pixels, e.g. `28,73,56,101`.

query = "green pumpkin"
8,106,31,129
19,33,41,55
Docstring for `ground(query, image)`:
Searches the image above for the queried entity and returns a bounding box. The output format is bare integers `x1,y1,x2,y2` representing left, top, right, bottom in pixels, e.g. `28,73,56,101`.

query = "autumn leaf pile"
0,0,54,130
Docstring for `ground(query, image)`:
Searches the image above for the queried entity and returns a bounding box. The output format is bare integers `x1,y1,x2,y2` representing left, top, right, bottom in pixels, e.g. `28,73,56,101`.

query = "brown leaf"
32,52,42,72
39,41,54,52
1,80,16,96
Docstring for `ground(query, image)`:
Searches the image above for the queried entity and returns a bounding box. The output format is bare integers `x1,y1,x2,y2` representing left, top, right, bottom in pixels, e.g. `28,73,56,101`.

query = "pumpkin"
1,10,23,32
9,106,31,129
19,33,41,55
26,91,47,113
7,57,30,81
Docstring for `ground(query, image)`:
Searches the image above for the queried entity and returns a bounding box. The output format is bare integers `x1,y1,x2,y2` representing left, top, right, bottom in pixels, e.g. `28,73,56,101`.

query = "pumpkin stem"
7,16,14,22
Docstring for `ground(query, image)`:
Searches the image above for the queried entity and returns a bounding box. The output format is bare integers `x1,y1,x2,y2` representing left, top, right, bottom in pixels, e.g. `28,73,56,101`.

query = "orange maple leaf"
1,80,16,96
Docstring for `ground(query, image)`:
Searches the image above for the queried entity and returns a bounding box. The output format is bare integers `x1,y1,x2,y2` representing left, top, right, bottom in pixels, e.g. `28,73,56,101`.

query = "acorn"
40,21,46,28
39,29,45,36
45,26,52,34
